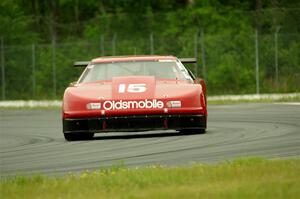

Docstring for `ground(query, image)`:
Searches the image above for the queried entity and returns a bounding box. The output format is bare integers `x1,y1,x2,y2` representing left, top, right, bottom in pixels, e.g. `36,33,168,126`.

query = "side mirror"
186,68,207,103
194,78,207,104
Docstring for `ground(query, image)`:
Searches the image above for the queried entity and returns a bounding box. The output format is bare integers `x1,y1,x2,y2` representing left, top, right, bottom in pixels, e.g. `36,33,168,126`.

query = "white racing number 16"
118,83,147,93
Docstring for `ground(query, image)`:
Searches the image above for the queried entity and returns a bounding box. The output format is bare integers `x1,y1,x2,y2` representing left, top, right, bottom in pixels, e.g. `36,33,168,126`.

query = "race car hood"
63,76,205,117
65,76,199,99
112,76,156,99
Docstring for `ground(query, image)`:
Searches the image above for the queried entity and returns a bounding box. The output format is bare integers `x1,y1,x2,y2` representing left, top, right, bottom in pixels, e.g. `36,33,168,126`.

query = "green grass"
1,158,299,199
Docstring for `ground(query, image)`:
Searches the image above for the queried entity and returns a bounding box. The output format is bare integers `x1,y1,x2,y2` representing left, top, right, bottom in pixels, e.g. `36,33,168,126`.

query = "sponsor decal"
87,103,101,110
166,101,182,108
87,100,164,110
103,99,164,110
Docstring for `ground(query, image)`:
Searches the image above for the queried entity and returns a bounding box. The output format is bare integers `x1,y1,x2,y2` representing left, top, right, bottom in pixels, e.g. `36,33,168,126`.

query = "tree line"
0,0,299,99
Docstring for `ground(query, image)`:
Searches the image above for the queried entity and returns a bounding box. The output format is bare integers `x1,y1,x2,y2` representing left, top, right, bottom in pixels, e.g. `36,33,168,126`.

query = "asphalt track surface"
1,103,299,177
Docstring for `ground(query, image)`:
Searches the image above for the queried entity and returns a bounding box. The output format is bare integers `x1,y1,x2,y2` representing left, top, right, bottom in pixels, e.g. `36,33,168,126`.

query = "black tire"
198,128,206,134
64,132,94,141
179,128,206,134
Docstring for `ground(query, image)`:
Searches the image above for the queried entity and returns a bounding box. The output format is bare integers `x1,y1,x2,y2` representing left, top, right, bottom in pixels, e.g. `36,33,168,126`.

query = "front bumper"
63,114,206,134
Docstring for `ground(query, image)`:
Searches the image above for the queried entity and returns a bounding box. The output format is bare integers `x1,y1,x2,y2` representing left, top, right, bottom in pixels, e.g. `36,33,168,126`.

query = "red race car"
62,55,207,141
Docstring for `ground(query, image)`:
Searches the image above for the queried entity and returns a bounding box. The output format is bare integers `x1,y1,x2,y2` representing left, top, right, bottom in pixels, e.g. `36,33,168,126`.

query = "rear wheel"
64,132,94,141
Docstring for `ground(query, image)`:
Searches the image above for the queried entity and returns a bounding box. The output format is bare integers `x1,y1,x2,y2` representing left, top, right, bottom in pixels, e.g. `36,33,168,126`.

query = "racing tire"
179,128,206,134
64,132,94,141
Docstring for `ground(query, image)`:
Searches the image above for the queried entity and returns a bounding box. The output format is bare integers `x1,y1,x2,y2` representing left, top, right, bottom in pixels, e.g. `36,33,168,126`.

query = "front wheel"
179,128,206,134
64,132,94,141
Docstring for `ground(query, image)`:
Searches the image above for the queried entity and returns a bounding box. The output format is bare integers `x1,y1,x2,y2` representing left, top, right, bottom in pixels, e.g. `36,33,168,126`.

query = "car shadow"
91,131,200,141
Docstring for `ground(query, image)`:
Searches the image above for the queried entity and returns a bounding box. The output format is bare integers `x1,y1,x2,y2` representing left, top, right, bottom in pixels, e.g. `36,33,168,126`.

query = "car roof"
91,55,177,63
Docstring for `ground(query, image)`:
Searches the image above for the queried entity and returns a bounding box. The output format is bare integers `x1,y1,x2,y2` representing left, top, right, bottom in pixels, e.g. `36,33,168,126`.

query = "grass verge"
1,158,299,199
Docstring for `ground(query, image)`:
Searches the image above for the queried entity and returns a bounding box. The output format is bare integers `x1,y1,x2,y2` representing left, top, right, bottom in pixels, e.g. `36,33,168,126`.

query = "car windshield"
79,60,192,83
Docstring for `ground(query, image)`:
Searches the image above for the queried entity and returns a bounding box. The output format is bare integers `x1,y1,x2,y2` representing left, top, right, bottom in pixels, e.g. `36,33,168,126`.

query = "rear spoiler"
179,58,197,64
74,61,89,67
74,57,197,67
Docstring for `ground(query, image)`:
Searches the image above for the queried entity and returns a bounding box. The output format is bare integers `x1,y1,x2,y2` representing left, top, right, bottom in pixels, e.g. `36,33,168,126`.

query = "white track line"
274,102,300,106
